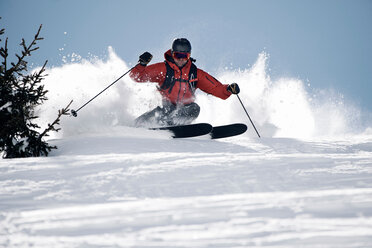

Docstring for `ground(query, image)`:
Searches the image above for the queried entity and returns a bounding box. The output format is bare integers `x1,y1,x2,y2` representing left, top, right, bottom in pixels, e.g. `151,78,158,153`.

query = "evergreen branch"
39,100,73,139
0,37,8,73
29,47,40,53
0,17,4,38
10,24,43,73
35,24,43,40
29,61,48,103
30,60,48,88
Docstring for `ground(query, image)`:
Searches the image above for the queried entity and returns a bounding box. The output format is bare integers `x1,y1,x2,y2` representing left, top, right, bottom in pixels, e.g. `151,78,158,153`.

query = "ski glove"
227,83,240,94
139,52,153,66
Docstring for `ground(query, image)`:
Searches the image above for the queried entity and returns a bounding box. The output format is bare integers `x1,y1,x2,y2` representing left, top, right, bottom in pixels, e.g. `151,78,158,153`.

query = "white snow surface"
1,48,372,247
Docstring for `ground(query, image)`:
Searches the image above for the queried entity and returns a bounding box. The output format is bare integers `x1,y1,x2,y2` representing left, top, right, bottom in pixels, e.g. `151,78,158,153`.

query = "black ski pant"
134,102,200,127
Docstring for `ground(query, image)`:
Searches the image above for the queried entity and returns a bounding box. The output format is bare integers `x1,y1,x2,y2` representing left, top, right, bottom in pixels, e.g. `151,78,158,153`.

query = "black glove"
227,83,240,94
138,52,152,66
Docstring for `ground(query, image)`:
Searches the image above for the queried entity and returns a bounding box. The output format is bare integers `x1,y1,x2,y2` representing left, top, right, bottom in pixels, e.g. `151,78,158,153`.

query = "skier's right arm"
130,52,166,83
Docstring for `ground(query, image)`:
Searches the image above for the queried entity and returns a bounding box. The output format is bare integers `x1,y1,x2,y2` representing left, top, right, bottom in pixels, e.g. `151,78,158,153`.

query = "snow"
0,102,12,112
1,131,372,247
1,48,372,247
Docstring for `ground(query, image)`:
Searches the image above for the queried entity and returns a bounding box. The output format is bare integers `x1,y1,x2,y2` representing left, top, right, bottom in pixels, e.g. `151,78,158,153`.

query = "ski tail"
150,123,213,138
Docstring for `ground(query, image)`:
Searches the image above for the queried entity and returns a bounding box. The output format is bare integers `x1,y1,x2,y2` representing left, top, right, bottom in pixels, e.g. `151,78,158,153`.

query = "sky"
1,0,372,113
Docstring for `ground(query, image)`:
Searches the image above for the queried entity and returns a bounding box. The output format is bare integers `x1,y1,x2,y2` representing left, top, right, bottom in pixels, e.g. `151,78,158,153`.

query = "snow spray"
36,47,369,139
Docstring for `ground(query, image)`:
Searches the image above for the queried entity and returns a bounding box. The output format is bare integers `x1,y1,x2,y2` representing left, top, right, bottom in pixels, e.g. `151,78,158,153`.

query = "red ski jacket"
130,49,232,105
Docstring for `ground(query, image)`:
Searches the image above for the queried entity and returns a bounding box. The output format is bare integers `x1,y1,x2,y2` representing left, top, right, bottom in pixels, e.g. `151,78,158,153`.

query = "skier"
130,38,240,127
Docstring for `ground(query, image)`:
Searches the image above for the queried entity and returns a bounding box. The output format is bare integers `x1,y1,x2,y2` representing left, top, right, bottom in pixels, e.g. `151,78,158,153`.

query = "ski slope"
1,128,372,247
1,48,372,247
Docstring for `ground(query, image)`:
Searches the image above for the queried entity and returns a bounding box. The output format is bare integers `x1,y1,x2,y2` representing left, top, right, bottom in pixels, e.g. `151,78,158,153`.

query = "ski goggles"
172,52,190,60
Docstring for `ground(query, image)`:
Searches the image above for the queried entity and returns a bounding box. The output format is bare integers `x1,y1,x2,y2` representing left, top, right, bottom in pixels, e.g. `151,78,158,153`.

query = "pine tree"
0,20,72,158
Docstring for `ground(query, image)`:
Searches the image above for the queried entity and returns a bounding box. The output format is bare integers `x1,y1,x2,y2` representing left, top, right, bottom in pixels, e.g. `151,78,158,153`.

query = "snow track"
3,190,372,247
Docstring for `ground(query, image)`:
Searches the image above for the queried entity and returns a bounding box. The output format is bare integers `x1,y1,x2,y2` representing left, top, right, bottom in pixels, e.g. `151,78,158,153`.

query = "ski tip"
210,123,248,139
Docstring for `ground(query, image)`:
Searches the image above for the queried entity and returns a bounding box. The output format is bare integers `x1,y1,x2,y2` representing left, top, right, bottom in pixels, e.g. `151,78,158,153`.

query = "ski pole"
236,94,261,138
71,64,137,117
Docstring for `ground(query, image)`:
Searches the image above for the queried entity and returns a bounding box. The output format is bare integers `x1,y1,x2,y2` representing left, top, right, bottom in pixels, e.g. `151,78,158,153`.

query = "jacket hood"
164,49,174,63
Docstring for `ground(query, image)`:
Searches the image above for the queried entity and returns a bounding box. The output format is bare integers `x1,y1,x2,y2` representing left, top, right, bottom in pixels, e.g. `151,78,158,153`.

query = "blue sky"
1,0,372,112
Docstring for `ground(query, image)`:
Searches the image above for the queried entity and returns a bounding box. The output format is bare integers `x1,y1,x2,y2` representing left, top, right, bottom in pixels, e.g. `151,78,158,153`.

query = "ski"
210,123,248,139
150,123,213,138
150,123,247,139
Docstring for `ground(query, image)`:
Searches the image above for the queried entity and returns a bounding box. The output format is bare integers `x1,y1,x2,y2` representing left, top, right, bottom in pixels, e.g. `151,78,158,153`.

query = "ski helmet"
172,38,191,53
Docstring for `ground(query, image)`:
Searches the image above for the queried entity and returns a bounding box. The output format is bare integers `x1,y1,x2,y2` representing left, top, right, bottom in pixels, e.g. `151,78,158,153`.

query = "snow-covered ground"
1,48,372,247
1,128,372,247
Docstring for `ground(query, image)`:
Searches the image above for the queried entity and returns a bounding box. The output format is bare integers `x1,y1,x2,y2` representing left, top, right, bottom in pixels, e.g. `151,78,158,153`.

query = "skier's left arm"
196,69,240,99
